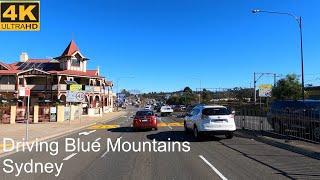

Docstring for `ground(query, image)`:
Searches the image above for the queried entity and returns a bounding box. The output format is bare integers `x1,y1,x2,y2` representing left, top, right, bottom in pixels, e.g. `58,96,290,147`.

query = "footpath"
0,111,127,155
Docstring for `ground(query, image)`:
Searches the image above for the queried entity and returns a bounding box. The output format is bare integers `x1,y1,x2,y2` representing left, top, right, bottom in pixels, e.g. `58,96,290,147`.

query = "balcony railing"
85,85,102,93
0,84,15,91
16,84,105,93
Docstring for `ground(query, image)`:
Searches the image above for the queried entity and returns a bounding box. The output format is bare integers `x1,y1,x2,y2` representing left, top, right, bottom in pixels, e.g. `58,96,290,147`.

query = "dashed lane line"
63,153,78,161
199,155,228,180
101,136,122,158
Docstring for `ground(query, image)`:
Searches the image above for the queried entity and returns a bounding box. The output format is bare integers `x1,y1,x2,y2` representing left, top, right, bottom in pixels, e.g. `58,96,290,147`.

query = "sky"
1,0,320,92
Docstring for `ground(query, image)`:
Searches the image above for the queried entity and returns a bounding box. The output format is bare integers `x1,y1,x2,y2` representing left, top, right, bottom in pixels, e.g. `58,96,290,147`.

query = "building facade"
0,40,114,123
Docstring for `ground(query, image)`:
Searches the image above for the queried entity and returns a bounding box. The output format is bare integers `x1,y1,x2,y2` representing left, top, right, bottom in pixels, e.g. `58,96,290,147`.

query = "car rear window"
136,111,154,116
202,108,230,116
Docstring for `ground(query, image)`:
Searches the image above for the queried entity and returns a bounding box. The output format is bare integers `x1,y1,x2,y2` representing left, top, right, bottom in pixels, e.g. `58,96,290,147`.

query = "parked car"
160,105,174,116
133,110,158,131
267,100,320,141
154,104,163,112
184,104,236,140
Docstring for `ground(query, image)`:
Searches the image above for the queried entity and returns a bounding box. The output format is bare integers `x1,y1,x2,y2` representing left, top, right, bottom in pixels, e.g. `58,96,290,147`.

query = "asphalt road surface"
1,107,320,180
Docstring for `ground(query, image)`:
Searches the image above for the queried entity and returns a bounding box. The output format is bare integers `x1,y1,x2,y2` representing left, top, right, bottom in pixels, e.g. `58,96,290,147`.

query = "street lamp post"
252,9,305,100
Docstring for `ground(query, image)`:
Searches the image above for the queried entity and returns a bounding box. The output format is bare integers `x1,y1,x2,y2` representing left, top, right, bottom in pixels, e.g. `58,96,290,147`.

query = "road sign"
259,84,272,97
70,84,82,92
0,0,40,31
18,87,30,97
66,91,86,103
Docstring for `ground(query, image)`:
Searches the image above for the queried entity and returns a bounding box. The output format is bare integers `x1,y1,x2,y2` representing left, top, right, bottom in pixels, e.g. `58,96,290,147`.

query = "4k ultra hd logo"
0,0,40,31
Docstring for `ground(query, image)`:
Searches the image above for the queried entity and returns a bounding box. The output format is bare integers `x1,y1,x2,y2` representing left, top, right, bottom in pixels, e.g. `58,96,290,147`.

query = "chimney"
97,66,100,76
20,52,29,62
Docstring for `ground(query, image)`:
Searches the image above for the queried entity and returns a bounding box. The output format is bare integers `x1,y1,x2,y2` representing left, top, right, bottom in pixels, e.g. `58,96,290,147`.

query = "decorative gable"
55,40,89,72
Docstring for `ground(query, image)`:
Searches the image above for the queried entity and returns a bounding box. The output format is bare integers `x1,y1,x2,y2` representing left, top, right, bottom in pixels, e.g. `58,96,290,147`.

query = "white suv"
184,105,236,139
160,105,174,116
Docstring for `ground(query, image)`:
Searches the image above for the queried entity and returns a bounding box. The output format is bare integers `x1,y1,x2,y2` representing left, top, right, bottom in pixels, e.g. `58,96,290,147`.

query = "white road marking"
100,136,123,158
159,117,173,130
95,138,101,142
199,155,228,180
79,130,96,136
101,151,108,158
63,153,78,161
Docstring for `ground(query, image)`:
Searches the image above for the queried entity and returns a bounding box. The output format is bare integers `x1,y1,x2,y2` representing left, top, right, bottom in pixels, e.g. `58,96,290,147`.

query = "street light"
252,9,305,100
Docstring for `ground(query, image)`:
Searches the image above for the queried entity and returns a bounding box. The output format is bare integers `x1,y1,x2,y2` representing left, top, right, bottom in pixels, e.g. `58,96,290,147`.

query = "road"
1,107,320,180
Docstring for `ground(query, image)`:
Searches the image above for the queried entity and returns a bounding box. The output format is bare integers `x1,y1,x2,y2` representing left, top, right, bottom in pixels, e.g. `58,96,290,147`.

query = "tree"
120,89,131,97
272,74,301,100
183,87,193,94
201,88,213,103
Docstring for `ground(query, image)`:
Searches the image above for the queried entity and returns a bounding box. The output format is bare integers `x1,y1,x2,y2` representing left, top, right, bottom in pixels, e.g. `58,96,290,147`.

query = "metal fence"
235,109,320,143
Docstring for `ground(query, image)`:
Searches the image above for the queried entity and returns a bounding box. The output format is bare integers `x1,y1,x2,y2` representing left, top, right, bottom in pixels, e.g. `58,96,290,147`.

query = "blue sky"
1,0,320,92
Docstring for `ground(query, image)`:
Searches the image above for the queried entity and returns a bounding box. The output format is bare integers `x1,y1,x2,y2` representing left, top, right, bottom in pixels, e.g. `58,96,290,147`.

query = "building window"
71,57,80,66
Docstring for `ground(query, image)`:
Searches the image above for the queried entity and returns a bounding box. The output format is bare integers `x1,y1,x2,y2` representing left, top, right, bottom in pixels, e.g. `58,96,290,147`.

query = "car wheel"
225,132,234,139
154,127,158,131
193,126,201,140
184,121,189,134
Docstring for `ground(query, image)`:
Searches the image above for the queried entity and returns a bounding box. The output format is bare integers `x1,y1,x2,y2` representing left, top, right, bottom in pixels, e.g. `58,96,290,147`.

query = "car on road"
184,104,236,139
160,105,174,116
133,110,158,131
144,105,152,110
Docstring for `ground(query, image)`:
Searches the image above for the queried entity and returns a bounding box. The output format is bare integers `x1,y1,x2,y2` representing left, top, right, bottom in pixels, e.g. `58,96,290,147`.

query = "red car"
133,110,158,131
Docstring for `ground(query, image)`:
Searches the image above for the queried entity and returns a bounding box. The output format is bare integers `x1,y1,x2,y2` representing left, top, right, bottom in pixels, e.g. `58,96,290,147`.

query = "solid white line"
101,150,108,158
199,155,228,180
89,130,97,134
95,138,101,142
63,153,78,161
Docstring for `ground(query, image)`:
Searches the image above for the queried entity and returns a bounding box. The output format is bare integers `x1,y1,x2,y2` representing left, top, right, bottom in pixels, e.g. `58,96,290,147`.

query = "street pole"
116,79,119,111
199,80,202,104
254,72,256,105
26,95,29,142
299,16,305,100
252,9,305,100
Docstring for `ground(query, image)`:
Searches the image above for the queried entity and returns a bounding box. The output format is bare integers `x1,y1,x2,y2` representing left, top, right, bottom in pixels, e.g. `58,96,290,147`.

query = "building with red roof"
0,40,115,122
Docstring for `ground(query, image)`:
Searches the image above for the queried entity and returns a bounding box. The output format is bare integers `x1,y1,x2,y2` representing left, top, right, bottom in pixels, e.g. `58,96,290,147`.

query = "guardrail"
235,109,320,143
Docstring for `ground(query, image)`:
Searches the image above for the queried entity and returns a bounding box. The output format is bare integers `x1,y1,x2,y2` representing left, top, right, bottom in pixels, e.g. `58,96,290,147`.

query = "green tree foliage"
272,74,302,100
183,87,193,94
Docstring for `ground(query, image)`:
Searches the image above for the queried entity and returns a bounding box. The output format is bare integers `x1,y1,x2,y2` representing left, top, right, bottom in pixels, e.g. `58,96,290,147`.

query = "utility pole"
254,72,256,105
252,9,305,100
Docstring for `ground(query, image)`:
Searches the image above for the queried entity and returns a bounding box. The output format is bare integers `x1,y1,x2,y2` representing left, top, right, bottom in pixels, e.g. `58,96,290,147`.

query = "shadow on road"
146,131,222,142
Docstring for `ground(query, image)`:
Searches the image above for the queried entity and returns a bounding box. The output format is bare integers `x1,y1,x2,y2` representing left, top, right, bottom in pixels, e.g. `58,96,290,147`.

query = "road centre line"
199,155,228,180
63,153,78,161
